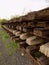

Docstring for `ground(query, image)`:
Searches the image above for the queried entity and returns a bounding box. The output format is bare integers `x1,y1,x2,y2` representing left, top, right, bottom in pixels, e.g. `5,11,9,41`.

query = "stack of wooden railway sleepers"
2,7,49,65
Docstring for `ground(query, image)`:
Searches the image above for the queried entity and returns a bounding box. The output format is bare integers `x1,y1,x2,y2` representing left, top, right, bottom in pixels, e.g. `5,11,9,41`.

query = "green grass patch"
0,27,18,55
5,40,18,50
0,52,3,56
2,33,8,40
5,40,18,55
0,25,1,28
34,51,43,58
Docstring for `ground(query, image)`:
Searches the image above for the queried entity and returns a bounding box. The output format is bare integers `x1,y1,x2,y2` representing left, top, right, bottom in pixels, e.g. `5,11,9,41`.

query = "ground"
0,27,33,65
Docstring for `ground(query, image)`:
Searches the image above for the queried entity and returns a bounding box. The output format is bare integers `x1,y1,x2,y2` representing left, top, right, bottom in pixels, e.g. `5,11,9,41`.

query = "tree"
0,19,7,24
10,15,20,19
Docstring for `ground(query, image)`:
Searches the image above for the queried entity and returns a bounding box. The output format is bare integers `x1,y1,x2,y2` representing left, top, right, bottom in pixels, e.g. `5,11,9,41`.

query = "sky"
0,0,49,19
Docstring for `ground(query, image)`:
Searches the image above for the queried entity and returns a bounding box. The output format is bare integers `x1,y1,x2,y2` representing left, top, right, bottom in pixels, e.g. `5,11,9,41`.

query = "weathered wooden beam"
14,31,23,37
33,28,49,39
36,7,49,21
26,36,44,45
36,55,49,65
36,21,49,28
40,42,49,57
20,33,32,40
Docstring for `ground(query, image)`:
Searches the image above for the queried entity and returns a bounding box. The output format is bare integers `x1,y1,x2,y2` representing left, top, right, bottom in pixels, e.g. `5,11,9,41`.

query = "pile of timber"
2,7,49,65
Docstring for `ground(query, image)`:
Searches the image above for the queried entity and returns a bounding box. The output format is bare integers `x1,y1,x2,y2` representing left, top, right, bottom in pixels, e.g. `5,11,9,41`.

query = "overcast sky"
0,0,49,19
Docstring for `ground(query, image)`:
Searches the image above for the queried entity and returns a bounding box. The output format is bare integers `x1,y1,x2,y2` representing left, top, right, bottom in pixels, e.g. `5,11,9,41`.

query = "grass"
5,39,18,50
34,51,43,58
0,26,18,55
0,52,3,56
5,40,18,55
2,33,8,40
